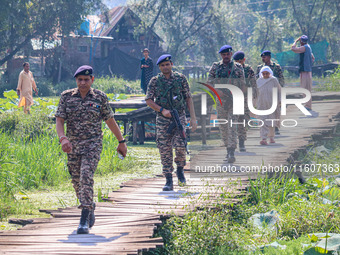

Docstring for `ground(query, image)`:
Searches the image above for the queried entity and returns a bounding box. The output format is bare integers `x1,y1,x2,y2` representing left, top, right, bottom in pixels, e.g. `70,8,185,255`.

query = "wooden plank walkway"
1,96,340,254
190,98,340,179
0,177,247,255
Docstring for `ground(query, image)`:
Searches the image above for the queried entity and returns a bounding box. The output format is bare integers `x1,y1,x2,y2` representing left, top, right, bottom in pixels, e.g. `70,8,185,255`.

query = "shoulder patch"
92,88,107,97
234,62,243,69
61,88,76,96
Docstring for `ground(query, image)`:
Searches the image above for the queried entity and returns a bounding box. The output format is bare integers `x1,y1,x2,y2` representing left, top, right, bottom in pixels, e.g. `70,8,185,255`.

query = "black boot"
275,127,280,135
176,167,186,186
227,148,236,163
89,203,96,228
77,208,90,234
163,173,173,191
239,139,246,152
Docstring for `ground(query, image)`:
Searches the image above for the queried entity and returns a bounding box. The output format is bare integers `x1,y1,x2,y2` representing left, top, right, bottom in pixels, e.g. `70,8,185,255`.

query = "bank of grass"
0,109,162,229
53,76,142,96
151,135,340,254
315,67,340,92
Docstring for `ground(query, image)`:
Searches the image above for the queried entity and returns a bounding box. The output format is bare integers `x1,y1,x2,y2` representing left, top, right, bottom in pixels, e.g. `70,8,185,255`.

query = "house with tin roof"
62,6,163,80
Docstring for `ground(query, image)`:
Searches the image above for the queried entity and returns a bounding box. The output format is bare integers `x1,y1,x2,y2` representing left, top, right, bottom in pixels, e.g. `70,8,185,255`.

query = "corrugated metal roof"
91,6,162,41
94,6,128,37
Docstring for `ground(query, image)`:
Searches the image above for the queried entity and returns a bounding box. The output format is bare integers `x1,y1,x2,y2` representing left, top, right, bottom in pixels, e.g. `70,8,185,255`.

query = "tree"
130,0,339,66
0,0,104,67
130,0,214,63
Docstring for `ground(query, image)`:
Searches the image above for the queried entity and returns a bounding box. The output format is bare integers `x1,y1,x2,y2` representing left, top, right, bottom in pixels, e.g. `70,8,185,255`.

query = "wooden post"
201,115,207,145
123,121,128,135
138,121,145,145
133,121,138,145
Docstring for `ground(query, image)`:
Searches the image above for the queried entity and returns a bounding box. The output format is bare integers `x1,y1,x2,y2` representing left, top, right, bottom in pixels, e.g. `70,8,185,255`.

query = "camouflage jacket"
145,71,191,115
55,88,114,154
256,61,285,87
243,64,258,99
207,60,246,108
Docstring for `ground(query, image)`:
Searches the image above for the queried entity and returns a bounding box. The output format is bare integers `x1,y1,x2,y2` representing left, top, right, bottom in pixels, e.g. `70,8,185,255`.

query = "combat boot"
77,208,90,234
275,127,280,135
176,167,186,186
163,173,173,191
89,203,96,228
226,148,236,163
239,139,246,152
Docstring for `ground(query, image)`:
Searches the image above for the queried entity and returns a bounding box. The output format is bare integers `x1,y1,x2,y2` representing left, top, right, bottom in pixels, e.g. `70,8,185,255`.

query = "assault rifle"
167,109,189,154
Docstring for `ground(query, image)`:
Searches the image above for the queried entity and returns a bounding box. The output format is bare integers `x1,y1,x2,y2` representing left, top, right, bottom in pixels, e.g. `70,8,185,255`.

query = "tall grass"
247,173,303,205
92,76,141,94
0,110,142,220
315,66,340,91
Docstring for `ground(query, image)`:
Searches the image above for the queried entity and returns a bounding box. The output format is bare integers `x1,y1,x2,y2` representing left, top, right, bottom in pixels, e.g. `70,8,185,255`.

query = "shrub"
0,111,21,133
54,79,74,95
0,81,15,99
93,76,141,94
317,66,340,91
35,77,55,96
13,110,54,140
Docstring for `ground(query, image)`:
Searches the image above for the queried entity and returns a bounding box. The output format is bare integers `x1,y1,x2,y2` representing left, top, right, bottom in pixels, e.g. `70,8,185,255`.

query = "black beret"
233,51,245,60
156,54,171,65
261,50,271,57
219,45,232,53
74,65,93,78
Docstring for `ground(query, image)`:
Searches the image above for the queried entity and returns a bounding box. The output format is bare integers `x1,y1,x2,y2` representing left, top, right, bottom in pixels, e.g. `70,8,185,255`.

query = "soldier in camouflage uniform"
145,54,197,191
55,65,127,234
233,51,257,152
256,50,284,135
207,45,246,163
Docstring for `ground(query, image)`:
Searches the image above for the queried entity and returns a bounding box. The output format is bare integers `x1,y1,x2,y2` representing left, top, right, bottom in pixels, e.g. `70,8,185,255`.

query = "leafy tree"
0,0,104,67
129,0,339,66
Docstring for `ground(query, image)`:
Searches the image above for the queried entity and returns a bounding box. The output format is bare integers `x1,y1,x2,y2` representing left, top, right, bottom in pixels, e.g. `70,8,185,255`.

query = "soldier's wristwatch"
159,107,164,114
118,139,126,144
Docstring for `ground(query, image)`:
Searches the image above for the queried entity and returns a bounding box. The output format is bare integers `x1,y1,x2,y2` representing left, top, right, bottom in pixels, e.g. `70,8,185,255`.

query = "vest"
156,72,185,112
299,44,313,72
215,61,237,98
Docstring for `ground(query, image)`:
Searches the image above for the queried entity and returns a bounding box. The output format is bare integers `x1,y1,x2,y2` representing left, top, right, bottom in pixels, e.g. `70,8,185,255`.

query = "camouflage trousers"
156,114,187,175
67,147,101,210
216,104,238,149
237,102,250,141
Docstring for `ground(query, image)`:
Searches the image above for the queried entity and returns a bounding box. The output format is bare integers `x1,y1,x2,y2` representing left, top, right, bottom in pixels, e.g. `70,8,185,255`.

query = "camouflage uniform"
55,88,114,209
256,61,285,87
238,64,257,141
207,60,246,149
146,71,191,175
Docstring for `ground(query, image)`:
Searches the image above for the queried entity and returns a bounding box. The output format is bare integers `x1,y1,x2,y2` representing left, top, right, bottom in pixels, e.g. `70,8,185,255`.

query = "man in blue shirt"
291,35,315,111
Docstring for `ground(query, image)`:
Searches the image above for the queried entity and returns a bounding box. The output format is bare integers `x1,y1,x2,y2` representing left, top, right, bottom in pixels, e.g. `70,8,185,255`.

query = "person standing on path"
291,35,315,111
140,48,154,94
256,50,284,135
233,51,257,152
55,65,127,234
256,66,281,145
145,54,197,191
16,62,38,114
207,45,246,163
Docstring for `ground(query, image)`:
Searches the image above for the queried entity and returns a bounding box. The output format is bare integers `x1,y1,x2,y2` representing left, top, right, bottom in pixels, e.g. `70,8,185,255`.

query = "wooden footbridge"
0,92,340,255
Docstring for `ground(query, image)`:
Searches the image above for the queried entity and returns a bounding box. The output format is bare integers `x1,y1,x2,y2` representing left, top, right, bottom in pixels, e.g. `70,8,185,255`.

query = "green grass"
149,133,340,255
0,140,161,230
315,67,340,92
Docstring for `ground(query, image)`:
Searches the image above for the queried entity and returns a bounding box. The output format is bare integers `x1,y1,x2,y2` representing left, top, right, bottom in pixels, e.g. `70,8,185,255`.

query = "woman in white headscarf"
256,66,281,145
